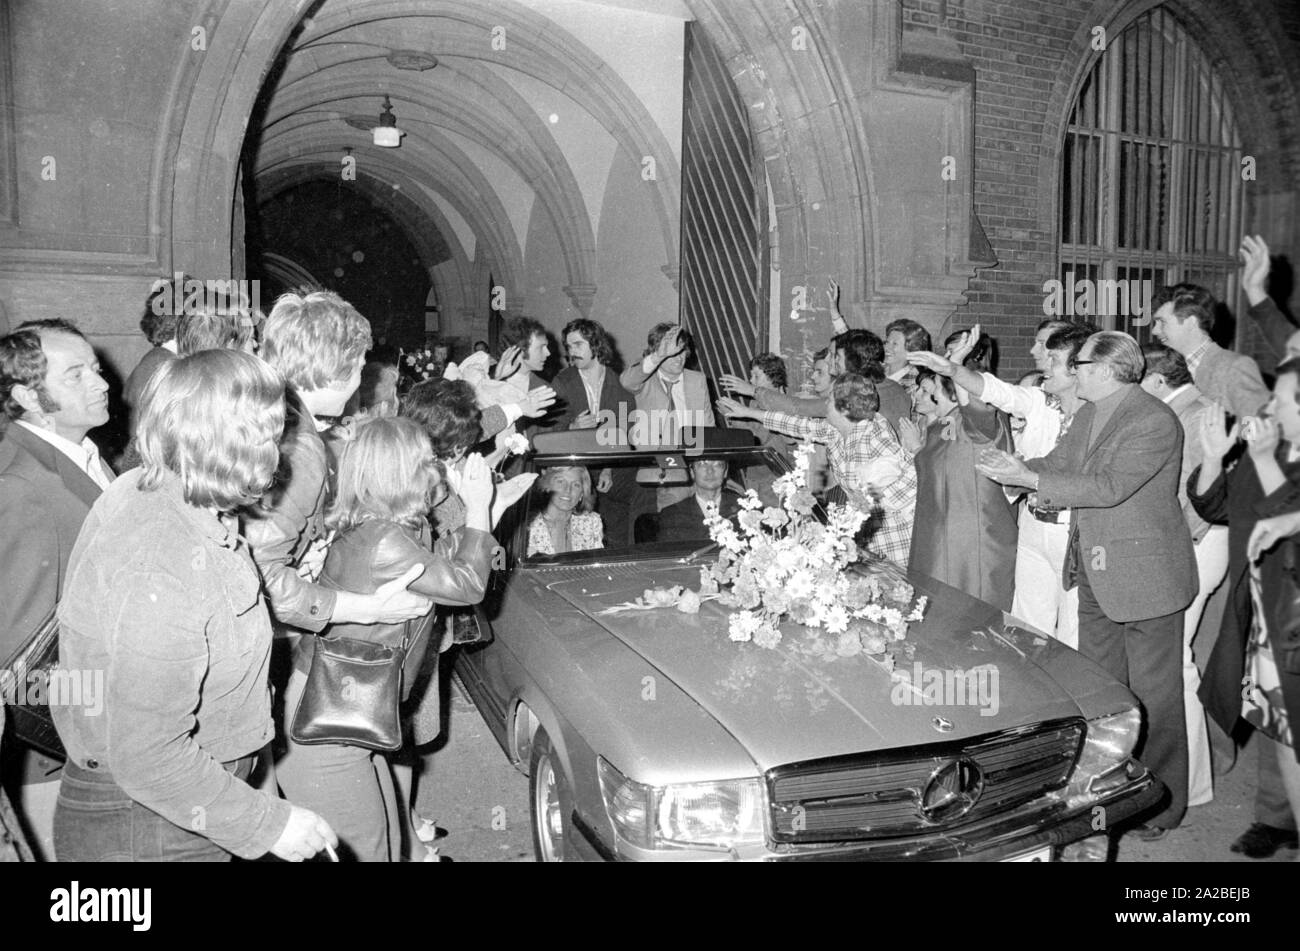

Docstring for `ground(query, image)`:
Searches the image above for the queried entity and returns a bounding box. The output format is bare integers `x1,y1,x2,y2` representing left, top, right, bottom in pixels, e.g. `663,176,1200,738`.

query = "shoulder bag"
289,623,410,752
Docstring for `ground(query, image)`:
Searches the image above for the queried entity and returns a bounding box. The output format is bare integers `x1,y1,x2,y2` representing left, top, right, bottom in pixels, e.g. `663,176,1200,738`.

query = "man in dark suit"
979,331,1197,839
551,318,637,543
0,319,115,860
635,458,740,543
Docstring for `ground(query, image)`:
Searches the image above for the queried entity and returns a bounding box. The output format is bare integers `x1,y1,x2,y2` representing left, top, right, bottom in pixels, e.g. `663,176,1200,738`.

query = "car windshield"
512,445,795,566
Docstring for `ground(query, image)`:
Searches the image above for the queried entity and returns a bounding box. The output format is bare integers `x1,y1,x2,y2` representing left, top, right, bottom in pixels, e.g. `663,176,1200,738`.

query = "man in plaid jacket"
718,373,916,566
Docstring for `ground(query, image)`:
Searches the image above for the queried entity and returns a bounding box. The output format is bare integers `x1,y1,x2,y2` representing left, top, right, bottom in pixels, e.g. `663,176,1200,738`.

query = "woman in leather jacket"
276,417,496,861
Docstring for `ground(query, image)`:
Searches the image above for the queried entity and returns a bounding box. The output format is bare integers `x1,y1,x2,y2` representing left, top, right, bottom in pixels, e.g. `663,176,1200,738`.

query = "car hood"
544,561,1131,772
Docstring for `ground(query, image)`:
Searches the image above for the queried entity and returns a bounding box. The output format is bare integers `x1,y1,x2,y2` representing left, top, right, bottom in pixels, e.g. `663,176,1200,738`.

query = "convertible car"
454,428,1162,861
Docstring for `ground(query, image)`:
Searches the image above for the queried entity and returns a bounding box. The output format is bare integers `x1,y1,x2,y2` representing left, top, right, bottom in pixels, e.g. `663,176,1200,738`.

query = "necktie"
662,375,682,439
662,375,681,413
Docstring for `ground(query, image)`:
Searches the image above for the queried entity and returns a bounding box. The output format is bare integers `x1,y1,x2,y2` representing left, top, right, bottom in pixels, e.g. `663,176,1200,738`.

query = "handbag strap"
1,608,59,700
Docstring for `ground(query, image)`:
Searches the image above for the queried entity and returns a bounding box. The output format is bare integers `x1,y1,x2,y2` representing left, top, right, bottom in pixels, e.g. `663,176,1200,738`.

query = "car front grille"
767,718,1086,843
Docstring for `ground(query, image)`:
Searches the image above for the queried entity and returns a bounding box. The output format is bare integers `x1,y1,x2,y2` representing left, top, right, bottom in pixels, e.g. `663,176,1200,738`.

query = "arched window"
1058,6,1244,341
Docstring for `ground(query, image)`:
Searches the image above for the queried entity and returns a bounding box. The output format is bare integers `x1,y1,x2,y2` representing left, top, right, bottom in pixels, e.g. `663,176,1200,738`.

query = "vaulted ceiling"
247,0,689,324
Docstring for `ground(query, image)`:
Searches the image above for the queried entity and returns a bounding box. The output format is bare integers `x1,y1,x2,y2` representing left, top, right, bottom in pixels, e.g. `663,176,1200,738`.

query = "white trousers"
1011,512,1078,650
1185,525,1229,807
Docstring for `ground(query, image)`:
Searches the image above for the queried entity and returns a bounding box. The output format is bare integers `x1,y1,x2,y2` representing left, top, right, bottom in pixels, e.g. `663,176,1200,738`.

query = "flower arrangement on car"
601,444,927,669
700,443,927,667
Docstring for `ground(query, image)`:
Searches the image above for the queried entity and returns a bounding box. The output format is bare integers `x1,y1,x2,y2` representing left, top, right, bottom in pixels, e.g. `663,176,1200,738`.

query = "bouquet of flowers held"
400,347,442,385
700,443,926,666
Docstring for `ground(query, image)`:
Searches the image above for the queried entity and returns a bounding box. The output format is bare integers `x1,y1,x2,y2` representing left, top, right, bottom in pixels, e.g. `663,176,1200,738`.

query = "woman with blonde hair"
52,349,338,861
276,416,496,861
527,465,604,555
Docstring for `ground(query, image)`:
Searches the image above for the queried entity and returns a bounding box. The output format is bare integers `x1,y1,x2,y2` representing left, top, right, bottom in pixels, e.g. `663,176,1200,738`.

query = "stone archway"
168,1,316,278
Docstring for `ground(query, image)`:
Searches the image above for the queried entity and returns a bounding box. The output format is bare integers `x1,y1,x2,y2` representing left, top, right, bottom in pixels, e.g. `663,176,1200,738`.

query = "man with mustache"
0,319,115,861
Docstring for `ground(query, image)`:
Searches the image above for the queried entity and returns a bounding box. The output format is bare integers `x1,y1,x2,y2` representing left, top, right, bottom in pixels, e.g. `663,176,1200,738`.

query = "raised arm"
374,526,496,607
619,360,653,395
754,388,829,418
1240,234,1298,358
756,410,835,445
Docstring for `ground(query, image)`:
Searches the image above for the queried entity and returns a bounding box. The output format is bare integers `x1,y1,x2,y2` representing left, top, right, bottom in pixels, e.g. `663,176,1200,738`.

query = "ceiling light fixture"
372,95,403,148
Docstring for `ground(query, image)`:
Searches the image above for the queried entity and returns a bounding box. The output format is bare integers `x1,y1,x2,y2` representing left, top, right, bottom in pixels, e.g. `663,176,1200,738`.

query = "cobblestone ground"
393,677,1296,864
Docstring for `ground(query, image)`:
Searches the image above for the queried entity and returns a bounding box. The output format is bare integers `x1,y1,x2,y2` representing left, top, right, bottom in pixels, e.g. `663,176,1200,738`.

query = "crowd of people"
0,232,1298,861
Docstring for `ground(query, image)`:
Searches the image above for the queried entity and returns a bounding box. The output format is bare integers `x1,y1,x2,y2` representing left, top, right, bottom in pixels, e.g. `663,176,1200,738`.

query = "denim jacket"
53,469,291,859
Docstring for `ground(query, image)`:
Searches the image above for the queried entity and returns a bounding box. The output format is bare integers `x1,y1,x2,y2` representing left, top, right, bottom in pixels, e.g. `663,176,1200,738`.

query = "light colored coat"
618,362,715,447
1164,384,1214,542
1190,342,1270,419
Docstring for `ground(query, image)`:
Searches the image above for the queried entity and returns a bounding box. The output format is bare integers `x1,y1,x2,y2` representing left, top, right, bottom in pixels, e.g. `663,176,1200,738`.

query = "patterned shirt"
759,411,917,566
1184,339,1212,376
527,511,604,556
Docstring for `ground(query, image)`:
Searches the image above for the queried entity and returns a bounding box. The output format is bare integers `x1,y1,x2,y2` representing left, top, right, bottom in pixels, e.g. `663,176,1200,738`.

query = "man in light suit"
0,319,115,860
979,331,1197,838
1151,282,1270,420
620,323,715,445
1141,344,1223,809
621,324,715,515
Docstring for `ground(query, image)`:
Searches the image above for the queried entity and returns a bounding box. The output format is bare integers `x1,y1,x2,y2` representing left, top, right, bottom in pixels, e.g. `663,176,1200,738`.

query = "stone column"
563,283,598,317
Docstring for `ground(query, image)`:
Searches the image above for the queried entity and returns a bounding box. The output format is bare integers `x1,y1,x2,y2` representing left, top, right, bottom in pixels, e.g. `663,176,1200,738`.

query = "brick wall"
901,0,1299,379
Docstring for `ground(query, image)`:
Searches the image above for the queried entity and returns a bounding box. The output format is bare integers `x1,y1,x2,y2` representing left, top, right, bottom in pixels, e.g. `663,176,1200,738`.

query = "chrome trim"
762,767,1159,862
766,717,1086,844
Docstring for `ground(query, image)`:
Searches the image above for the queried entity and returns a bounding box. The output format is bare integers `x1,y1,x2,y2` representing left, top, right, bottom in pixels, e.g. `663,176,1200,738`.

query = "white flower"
762,565,784,591
786,571,813,600
823,605,849,634
505,433,530,455
728,610,762,643
775,546,802,573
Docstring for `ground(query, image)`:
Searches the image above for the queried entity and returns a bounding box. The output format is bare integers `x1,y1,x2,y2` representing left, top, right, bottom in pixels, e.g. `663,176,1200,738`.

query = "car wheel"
529,728,574,862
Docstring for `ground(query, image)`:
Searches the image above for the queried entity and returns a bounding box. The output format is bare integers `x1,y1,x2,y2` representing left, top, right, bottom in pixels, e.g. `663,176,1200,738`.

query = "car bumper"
569,763,1162,862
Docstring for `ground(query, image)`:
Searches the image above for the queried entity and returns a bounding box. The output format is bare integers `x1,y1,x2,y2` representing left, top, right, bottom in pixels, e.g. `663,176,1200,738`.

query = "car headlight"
597,757,766,851
1055,707,1142,807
